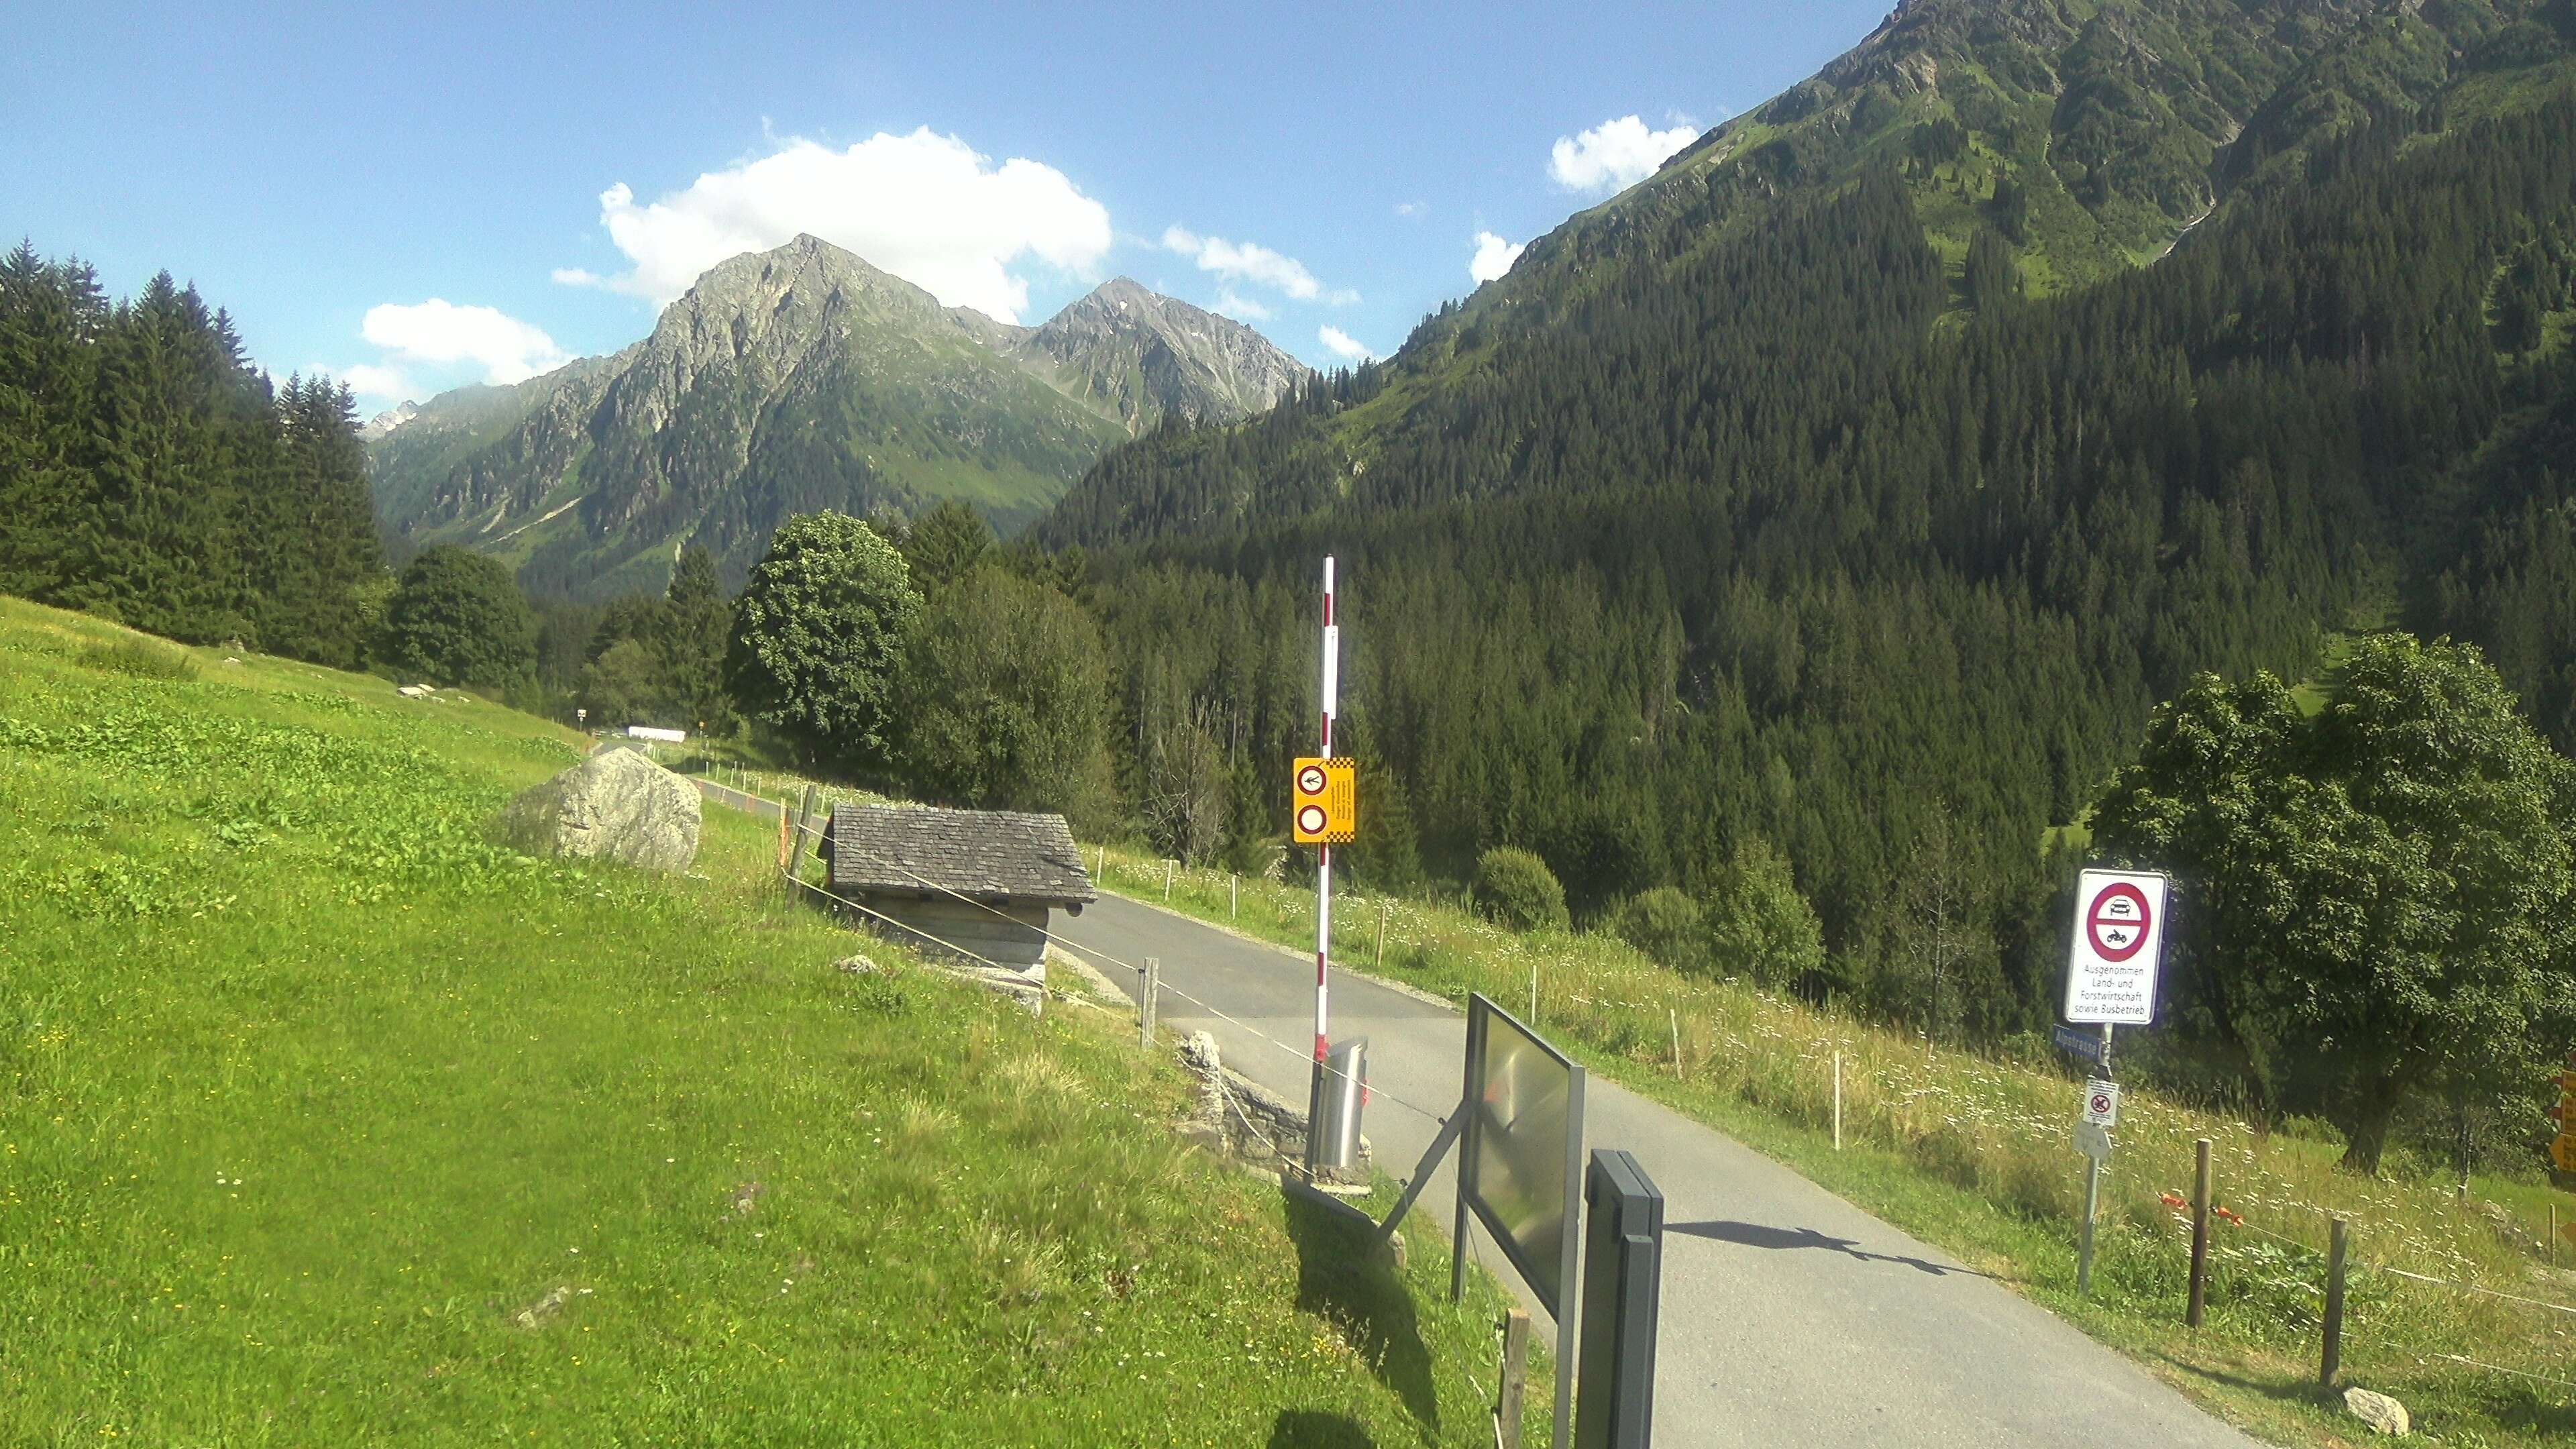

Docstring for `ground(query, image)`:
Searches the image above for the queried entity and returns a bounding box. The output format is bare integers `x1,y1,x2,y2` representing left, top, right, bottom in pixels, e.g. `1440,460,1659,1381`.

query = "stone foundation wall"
1174,1031,1370,1186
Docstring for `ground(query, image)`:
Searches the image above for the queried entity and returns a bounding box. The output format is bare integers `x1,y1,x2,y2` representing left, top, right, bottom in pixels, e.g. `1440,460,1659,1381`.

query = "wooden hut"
822,804,1095,971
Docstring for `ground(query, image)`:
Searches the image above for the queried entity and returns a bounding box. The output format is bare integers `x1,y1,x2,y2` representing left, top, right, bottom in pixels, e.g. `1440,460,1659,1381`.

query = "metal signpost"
2063,867,2170,1295
1452,993,1587,1449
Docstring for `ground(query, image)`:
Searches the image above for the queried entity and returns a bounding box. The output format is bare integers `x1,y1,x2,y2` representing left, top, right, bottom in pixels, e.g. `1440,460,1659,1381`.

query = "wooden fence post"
1496,1307,1531,1449
2320,1218,2349,1388
2188,1138,2212,1329
1140,958,1159,1048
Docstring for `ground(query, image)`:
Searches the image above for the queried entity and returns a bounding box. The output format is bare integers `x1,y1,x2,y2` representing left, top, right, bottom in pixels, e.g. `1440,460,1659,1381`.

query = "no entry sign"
2063,868,2170,1025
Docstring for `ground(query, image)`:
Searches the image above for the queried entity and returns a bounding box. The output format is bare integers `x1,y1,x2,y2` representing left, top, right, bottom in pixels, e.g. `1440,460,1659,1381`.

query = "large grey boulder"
500,748,700,872
2343,1387,2410,1436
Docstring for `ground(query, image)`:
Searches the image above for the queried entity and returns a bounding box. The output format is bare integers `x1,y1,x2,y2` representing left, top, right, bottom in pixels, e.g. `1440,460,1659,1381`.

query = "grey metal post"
1140,957,1159,1047
1576,1150,1664,1449
2078,1155,2102,1296
1451,1005,1485,1305
2188,1138,2212,1328
1230,873,1238,918
2321,1218,2349,1387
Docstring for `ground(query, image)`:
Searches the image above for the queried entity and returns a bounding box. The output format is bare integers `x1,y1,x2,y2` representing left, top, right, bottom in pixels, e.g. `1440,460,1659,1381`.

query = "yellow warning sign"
1291,757,1356,845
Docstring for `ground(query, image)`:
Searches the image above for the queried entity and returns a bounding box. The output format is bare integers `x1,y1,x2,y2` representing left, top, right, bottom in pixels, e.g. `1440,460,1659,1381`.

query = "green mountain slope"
370,237,1307,601
1031,5,2576,1035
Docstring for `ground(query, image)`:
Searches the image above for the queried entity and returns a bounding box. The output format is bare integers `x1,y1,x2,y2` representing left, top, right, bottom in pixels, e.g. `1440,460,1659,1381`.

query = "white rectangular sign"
2082,1078,2121,1128
2064,868,2169,1025
2075,1120,2113,1163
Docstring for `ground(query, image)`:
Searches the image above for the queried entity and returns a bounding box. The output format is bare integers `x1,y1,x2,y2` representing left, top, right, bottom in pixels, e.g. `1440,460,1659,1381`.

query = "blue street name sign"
2054,1024,2106,1065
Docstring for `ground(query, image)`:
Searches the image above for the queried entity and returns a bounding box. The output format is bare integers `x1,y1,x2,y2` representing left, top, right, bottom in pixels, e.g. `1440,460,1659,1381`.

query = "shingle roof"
826,804,1096,906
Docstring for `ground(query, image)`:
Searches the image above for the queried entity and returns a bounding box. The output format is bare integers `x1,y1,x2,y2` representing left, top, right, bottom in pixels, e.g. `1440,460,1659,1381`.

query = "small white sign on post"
2082,1078,2121,1128
2064,868,2171,1025
2075,1120,2113,1163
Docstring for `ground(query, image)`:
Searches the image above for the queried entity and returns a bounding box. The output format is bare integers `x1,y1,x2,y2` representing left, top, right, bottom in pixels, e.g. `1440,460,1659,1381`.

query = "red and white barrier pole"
1306,556,1338,1176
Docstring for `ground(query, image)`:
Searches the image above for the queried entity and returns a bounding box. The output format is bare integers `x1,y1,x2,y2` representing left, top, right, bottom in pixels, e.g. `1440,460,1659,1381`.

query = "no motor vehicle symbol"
2086,882,2153,963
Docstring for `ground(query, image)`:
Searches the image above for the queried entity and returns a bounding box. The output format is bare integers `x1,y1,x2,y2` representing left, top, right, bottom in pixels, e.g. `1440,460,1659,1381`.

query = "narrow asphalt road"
1053,890,2265,1449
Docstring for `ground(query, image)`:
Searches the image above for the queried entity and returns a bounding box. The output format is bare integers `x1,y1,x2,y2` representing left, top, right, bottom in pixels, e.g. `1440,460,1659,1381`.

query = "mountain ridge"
368,235,1308,600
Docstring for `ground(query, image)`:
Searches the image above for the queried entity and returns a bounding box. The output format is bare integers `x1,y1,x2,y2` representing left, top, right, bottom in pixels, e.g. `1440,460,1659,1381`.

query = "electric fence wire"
780,814,1454,1126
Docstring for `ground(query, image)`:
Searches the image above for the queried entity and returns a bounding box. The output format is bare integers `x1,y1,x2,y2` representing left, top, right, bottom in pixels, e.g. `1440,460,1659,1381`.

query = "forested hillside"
0,245,382,666
1039,73,2576,1040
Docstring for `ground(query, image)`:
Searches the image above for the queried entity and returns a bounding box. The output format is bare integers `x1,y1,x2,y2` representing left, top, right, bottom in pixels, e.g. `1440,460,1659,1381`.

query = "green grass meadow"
0,598,1524,1446
1093,844,2576,1448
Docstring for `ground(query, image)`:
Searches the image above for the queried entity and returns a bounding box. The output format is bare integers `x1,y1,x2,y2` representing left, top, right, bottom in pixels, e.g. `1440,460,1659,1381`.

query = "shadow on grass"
2155,1351,2331,1407
1269,1409,1377,1447
1281,1187,1441,1432
1667,1219,1994,1278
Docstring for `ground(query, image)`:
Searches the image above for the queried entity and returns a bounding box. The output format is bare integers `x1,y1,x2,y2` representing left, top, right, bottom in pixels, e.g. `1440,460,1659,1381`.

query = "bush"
1474,847,1569,932
1706,838,1828,986
1613,886,1705,969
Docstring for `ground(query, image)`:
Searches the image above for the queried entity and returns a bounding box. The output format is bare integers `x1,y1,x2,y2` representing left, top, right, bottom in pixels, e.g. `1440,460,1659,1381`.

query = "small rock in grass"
729,1181,765,1218
512,1286,572,1329
2343,1386,2409,1436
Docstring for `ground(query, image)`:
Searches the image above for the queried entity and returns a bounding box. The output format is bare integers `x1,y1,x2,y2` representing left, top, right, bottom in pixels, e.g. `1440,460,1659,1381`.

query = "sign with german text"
2064,869,2170,1025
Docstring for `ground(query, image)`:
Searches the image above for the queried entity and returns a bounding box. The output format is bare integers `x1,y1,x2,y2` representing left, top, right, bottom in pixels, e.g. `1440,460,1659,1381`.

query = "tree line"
0,244,383,667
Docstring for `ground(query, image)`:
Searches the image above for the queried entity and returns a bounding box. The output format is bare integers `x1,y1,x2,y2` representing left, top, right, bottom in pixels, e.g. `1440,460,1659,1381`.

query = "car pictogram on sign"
2087,882,2152,962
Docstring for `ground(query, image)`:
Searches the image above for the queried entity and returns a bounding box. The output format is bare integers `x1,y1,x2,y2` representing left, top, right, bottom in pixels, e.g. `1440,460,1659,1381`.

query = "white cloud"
1548,114,1699,193
333,362,414,400
1394,201,1427,218
1214,290,1273,321
360,299,569,385
1162,225,1353,304
550,266,601,287
566,128,1113,323
1318,325,1376,362
1469,231,1527,284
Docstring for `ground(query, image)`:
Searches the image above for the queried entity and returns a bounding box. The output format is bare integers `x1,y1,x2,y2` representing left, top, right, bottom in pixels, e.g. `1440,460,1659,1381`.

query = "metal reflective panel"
1468,1006,1575,1310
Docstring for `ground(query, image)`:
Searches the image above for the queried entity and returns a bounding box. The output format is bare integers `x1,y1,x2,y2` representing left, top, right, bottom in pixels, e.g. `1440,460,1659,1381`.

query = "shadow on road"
1668,1218,1993,1278
1282,1187,1442,1432
1269,1409,1377,1447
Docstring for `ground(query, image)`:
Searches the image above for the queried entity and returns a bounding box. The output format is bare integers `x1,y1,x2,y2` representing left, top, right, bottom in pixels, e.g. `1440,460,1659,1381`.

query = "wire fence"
715,777,2576,1410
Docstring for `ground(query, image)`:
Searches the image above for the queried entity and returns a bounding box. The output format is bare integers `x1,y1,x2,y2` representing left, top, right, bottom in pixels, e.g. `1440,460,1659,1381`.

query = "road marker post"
2322,1218,2349,1387
1497,1307,1531,1449
1140,957,1159,1048
1832,1051,1843,1150
2188,1137,2212,1328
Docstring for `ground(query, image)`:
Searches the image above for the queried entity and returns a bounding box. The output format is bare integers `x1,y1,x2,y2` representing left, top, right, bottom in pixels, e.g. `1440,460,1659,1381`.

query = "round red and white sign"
1296,804,1328,835
2086,882,2152,963
2090,1089,2114,1116
1297,764,1328,796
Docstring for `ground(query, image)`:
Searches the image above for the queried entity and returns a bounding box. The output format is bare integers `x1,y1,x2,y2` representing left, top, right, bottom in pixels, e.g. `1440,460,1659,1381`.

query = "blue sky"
3,0,1894,407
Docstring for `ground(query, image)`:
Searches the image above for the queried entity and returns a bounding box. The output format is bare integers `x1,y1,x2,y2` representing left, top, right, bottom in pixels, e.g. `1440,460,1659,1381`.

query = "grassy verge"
0,596,1528,1447
1089,842,2576,1448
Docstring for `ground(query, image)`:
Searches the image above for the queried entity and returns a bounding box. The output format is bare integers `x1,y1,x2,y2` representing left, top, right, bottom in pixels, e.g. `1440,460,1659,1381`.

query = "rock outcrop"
499,747,700,873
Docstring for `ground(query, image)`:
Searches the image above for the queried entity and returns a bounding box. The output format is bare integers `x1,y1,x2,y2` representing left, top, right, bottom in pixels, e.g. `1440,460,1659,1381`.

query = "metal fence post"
1140,957,1159,1048
2188,1137,2212,1328
2321,1218,2349,1387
